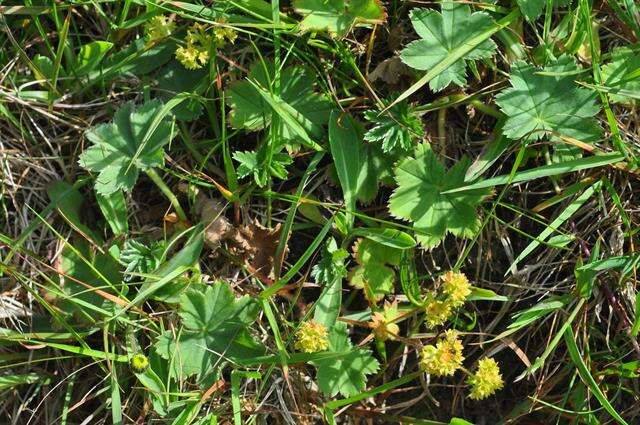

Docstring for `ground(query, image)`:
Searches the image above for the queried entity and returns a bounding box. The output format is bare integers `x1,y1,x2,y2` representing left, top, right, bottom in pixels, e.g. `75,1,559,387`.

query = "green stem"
145,168,187,222
470,99,503,119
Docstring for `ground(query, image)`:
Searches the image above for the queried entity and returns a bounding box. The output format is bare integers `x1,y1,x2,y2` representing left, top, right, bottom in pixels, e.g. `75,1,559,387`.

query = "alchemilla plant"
2,1,639,424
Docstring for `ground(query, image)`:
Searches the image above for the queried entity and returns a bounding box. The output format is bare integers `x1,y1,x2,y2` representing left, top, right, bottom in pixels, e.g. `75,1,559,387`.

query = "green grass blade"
50,10,70,98
110,363,123,425
95,190,128,237
231,370,261,425
0,373,48,390
325,371,421,409
632,291,640,337
60,375,75,425
444,153,624,194
519,298,585,379
507,181,601,274
260,216,334,299
564,328,630,425
274,151,324,278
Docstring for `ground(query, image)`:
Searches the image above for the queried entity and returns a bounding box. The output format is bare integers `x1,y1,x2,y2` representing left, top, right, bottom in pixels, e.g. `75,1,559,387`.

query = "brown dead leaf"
199,379,225,403
236,219,285,278
163,212,192,234
368,56,413,86
194,191,234,249
185,185,288,278
163,212,180,223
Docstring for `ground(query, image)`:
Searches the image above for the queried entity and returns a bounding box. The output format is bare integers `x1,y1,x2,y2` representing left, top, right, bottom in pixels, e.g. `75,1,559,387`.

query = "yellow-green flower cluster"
213,23,238,45
371,301,400,341
467,358,504,400
442,271,471,307
420,330,464,376
145,15,175,42
175,23,211,70
175,45,208,70
294,320,329,353
424,299,453,328
424,271,471,328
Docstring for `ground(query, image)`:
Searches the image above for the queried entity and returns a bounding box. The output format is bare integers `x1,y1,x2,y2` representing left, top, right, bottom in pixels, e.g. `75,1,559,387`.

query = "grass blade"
507,181,601,274
564,328,630,425
444,153,624,194
260,216,334,299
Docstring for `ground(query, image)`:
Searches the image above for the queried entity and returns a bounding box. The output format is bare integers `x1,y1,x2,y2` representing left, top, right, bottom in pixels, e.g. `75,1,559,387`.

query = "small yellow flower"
212,18,238,46
294,320,329,353
197,49,210,65
371,301,400,341
189,23,208,38
224,27,238,44
175,45,201,70
145,15,175,42
468,357,504,400
176,23,212,69
424,298,453,328
214,26,238,45
420,330,464,376
130,353,150,373
185,31,198,45
442,271,471,307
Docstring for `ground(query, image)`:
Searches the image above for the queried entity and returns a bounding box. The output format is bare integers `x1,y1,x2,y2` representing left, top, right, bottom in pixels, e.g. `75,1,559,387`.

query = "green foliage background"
0,0,639,424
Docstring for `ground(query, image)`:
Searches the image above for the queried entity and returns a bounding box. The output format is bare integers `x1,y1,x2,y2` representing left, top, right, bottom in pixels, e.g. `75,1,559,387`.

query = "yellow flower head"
424,298,453,328
145,15,175,42
176,23,212,69
294,320,329,353
420,330,464,376
214,22,238,45
175,45,201,70
468,357,504,400
130,353,150,373
197,49,210,65
225,28,238,44
371,301,400,341
442,271,471,307
212,18,238,45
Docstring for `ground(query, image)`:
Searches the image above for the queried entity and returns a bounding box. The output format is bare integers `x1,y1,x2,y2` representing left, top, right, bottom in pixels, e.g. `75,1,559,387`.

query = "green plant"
4,1,640,424
293,0,387,37
120,239,165,281
79,100,173,195
156,61,206,121
154,282,264,380
389,144,490,248
400,2,497,91
516,0,572,20
601,45,640,105
329,111,397,229
496,55,602,159
311,322,379,397
348,238,402,303
364,99,424,153
78,99,187,220
228,61,331,143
